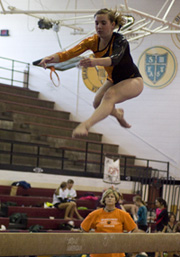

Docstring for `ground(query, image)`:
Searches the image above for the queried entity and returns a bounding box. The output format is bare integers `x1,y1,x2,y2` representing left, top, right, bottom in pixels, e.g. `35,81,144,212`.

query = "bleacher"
0,83,165,234
0,82,152,178
0,184,137,232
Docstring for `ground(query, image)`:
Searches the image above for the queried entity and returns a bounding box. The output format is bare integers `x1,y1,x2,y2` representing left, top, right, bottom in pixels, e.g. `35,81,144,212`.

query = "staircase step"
0,128,31,142
7,206,91,219
0,119,14,130
0,195,98,209
42,134,118,153
26,217,81,230
0,217,9,228
0,91,54,109
74,159,150,176
0,138,65,168
0,83,39,98
3,110,79,129
0,100,70,119
15,122,102,142
0,195,52,207
0,185,102,198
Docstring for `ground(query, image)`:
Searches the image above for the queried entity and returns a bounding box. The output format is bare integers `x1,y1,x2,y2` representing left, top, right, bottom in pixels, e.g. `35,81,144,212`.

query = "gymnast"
40,8,144,138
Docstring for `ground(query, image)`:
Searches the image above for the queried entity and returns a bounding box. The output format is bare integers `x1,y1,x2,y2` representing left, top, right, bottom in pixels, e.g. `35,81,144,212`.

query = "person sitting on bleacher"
65,179,77,201
65,179,84,220
52,181,83,220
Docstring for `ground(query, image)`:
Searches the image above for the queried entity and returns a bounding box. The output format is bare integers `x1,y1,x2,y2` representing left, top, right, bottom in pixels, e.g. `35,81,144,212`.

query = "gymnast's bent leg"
72,77,143,138
93,80,131,128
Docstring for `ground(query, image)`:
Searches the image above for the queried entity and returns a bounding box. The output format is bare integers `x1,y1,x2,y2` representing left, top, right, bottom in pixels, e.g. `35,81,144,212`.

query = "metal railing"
0,56,30,88
135,173,180,219
0,138,169,180
60,141,169,179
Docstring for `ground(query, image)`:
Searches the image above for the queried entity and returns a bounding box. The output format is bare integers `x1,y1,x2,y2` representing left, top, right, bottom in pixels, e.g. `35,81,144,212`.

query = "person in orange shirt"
81,188,138,257
39,8,143,138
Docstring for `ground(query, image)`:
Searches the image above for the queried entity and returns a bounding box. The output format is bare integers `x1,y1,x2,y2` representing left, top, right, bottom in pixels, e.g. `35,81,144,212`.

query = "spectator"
133,196,148,232
97,188,126,211
155,197,168,233
65,179,77,200
65,179,84,220
81,188,138,257
123,198,139,221
52,182,83,220
116,192,126,212
166,213,176,233
154,197,168,257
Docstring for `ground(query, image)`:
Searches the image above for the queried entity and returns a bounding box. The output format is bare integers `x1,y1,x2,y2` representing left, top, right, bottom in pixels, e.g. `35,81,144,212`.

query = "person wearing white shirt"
53,181,83,220
65,179,83,220
65,179,77,200
52,181,76,220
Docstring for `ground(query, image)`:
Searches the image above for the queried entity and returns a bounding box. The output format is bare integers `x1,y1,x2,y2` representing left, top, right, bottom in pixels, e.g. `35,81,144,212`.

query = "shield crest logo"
138,46,177,89
145,53,168,84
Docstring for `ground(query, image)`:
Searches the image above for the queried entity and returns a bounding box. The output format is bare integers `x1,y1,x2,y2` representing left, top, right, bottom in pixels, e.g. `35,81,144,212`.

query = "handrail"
0,56,30,88
0,138,169,179
84,141,169,178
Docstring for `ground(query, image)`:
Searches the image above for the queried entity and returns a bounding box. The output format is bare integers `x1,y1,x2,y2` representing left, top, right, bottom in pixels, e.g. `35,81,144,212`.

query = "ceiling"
0,0,180,43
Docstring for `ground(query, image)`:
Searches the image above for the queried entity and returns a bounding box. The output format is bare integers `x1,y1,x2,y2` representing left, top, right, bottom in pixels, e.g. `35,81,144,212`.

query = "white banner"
103,156,120,184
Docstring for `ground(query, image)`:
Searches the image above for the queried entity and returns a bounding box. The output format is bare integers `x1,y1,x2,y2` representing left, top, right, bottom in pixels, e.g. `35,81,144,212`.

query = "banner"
103,157,120,184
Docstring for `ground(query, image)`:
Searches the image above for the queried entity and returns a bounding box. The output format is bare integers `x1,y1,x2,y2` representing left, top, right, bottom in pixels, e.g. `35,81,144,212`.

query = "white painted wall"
0,169,135,194
0,0,180,184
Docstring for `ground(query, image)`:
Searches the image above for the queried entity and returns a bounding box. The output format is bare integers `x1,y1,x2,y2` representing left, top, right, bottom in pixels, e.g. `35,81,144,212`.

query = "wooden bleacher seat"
27,217,82,230
0,185,102,198
0,91,55,109
0,184,140,231
0,100,70,119
0,195,99,209
0,83,39,98
7,206,92,219
0,195,52,207
20,122,102,142
0,84,147,177
0,217,9,228
3,110,79,129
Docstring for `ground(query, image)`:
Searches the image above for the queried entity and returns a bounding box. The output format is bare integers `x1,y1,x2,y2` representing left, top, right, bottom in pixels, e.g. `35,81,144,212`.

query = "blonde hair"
100,188,120,205
94,8,125,30
133,195,146,205
55,181,67,195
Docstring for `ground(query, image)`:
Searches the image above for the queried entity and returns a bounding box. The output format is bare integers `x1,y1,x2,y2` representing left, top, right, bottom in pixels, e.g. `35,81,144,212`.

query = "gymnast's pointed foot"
72,123,89,138
116,108,131,128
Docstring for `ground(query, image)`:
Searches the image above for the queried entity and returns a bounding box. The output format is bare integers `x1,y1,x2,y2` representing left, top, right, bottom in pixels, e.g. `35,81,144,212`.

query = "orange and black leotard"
56,32,142,84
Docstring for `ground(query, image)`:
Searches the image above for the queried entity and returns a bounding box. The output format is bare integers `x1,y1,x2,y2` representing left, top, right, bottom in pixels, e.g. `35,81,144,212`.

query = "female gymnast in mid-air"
40,8,144,138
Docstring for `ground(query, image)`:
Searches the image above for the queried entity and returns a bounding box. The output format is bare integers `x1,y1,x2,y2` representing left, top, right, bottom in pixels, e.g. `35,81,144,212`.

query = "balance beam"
0,233,180,256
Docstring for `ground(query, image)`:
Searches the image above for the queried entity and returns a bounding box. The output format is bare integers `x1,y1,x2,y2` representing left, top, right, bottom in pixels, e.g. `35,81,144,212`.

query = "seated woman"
53,181,83,220
123,196,139,221
166,213,176,233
